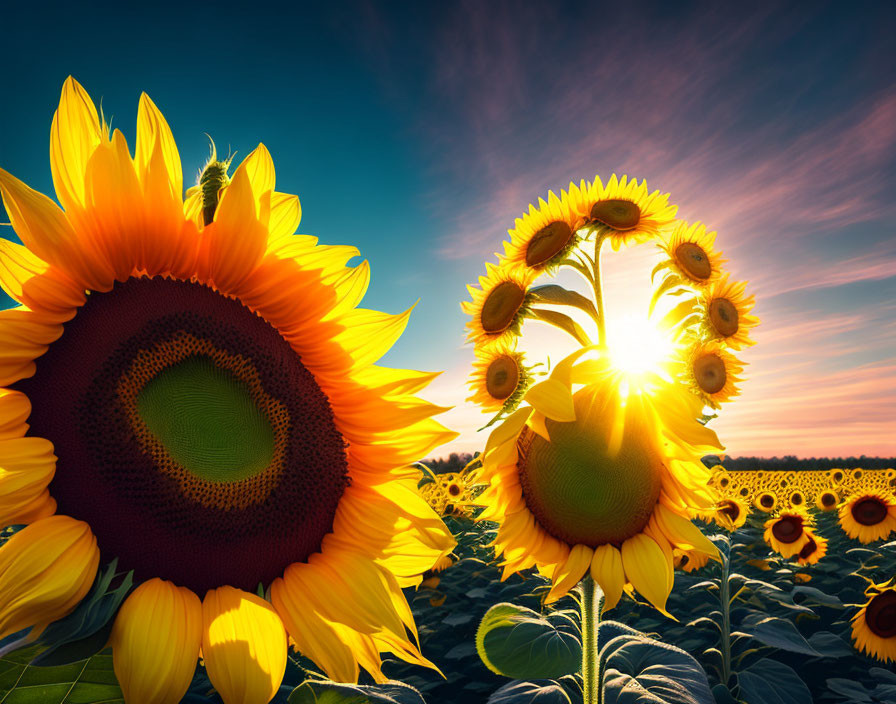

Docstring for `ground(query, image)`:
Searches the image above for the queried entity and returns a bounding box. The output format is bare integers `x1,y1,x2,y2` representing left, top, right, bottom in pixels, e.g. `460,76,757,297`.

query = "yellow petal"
135,93,183,199
268,192,301,241
0,436,56,526
237,144,275,219
621,533,674,617
202,586,287,704
50,76,102,211
0,168,110,290
545,543,593,603
112,579,201,704
590,544,625,610
524,378,576,422
0,515,99,640
653,503,720,560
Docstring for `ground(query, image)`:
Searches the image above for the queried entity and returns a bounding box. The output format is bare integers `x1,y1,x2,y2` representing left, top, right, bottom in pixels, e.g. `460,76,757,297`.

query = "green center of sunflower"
481,282,526,333
709,298,739,338
675,242,712,281
693,353,726,394
137,356,274,482
590,199,641,230
526,221,573,267
517,391,662,547
772,515,803,544
867,591,896,639
852,497,888,526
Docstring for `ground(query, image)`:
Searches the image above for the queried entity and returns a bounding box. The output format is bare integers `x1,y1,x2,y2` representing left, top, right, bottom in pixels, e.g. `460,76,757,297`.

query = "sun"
606,313,674,377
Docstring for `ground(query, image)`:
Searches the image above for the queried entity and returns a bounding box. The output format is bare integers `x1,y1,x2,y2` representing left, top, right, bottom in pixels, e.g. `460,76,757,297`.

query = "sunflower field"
0,77,894,704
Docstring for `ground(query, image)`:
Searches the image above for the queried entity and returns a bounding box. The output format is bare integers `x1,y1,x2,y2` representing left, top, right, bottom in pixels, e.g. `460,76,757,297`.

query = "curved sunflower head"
501,183,590,273
477,353,722,615
683,339,744,409
0,77,457,696
583,175,677,251
795,530,827,566
461,263,534,347
764,509,812,558
466,341,531,413
700,275,759,350
853,580,896,663
839,491,896,544
713,497,749,531
659,221,726,288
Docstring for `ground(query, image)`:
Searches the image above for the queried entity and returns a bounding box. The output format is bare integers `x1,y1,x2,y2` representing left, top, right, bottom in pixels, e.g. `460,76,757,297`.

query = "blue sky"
2,1,894,456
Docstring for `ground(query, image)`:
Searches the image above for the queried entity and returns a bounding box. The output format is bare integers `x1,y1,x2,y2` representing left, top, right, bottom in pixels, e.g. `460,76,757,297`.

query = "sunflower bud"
199,143,233,226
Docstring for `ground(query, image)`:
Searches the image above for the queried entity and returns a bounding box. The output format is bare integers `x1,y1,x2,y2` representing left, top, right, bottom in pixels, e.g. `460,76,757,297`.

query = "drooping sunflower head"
476,351,722,614
764,509,812,558
683,339,744,409
853,580,896,663
0,77,457,698
711,497,749,531
462,263,534,347
501,183,590,273
699,275,759,350
583,174,677,251
659,221,726,288
839,490,896,544
466,341,531,413
795,531,827,566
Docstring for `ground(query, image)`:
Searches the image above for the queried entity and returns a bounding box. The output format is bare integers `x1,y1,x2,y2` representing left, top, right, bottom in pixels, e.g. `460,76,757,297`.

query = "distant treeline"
422,453,895,473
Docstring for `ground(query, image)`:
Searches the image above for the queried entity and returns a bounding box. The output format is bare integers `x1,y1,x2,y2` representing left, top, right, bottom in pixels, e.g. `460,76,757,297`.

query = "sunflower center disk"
719,500,740,521
518,392,662,547
772,516,803,544
14,277,349,593
853,498,888,526
590,200,641,231
675,243,712,281
710,298,739,337
694,354,727,394
526,222,573,267
481,282,526,333
868,591,896,639
486,356,520,400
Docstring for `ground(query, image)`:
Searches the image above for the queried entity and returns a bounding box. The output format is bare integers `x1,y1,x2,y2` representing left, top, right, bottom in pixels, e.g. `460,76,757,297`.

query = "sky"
1,1,894,458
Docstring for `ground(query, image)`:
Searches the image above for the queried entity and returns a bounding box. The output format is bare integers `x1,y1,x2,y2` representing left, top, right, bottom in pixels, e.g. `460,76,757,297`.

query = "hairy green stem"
719,550,732,687
581,575,604,704
591,234,608,349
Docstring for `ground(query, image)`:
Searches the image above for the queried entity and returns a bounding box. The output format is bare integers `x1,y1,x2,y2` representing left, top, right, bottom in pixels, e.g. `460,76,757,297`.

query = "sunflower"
0,78,456,702
684,339,744,409
852,580,896,663
815,489,839,511
754,491,778,513
699,275,759,350
466,341,530,413
839,490,896,544
501,183,591,272
462,263,534,347
763,509,812,558
788,490,806,509
476,351,722,614
712,497,749,530
673,548,710,573
795,531,827,566
658,221,726,288
582,174,677,251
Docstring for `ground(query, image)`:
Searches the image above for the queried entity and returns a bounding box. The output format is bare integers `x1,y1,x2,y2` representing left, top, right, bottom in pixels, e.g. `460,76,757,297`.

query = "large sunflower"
476,352,722,614
839,490,896,544
852,580,896,663
0,78,456,703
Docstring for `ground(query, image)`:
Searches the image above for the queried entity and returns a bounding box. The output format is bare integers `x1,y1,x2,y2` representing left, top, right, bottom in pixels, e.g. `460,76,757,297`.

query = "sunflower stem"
719,544,733,688
591,234,608,350
581,574,604,704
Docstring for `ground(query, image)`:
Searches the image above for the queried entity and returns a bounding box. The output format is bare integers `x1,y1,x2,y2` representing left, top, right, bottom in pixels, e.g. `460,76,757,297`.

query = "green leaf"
0,647,123,704
288,680,426,704
600,634,714,704
806,631,852,658
790,586,843,609
529,285,598,320
528,309,591,346
487,680,572,704
737,658,811,704
475,603,581,680
825,678,872,702
739,615,822,656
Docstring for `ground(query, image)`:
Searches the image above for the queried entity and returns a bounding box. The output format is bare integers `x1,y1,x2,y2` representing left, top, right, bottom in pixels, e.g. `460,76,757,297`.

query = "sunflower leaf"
528,309,592,346
737,658,811,704
487,679,571,704
529,285,598,321
475,603,582,681
0,646,123,703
